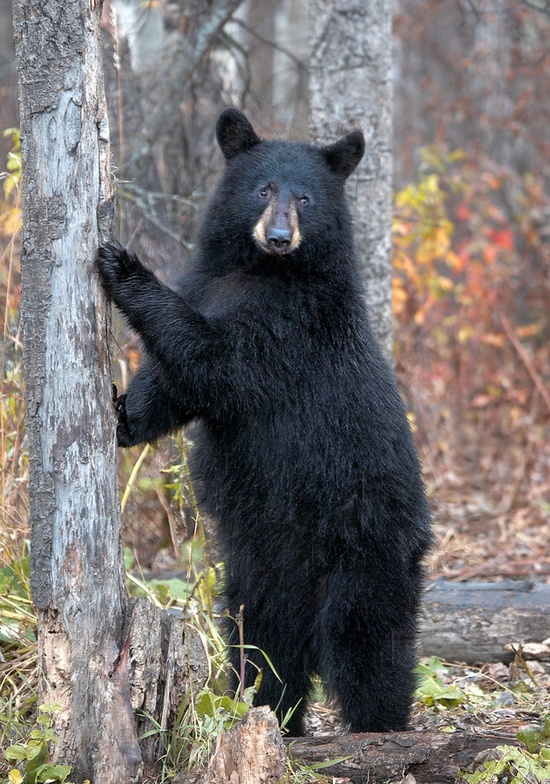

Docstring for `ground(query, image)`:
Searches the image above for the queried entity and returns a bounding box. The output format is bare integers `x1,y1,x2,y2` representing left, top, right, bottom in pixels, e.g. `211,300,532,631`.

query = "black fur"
95,109,432,736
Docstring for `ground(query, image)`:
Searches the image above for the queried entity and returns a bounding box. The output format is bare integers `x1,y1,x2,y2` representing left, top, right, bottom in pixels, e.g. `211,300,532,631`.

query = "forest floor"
424,434,550,584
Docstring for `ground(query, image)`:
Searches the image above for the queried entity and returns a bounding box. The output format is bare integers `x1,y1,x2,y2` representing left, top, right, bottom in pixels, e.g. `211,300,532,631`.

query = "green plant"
0,547,38,743
2,704,80,784
459,744,550,783
142,686,256,781
415,657,464,709
0,548,35,646
517,715,550,754
283,754,351,783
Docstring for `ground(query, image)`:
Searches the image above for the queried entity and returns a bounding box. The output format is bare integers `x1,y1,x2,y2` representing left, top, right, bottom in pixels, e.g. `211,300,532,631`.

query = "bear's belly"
188,415,366,544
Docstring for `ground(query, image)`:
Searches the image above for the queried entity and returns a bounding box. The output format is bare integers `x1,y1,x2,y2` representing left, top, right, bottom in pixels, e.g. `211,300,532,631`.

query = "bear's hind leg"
317,559,421,732
224,593,314,736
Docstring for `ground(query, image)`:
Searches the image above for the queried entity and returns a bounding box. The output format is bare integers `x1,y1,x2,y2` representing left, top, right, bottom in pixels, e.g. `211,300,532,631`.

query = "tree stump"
128,598,209,765
184,706,288,784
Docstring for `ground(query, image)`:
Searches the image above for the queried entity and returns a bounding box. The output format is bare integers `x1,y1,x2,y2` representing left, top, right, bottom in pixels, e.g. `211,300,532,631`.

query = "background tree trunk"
308,0,393,356
11,1,141,781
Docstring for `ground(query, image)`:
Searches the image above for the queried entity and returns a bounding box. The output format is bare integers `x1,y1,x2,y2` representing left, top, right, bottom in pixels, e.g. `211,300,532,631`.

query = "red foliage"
393,148,550,578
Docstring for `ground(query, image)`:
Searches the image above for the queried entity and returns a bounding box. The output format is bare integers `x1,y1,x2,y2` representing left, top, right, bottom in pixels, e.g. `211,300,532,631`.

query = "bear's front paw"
112,383,127,421
111,383,135,447
95,241,144,299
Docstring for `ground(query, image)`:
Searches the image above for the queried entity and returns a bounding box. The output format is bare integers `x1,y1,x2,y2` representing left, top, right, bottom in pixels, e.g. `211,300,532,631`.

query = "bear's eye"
299,196,310,206
258,188,269,199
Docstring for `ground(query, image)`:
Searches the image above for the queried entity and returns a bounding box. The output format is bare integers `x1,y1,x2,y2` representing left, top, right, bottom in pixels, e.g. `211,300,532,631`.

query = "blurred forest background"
1,0,549,585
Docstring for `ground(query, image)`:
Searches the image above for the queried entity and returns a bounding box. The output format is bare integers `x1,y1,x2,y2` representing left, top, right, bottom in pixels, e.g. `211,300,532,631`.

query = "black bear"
96,108,432,737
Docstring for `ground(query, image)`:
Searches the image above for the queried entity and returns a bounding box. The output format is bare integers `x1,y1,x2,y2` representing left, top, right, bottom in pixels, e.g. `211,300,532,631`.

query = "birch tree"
11,1,141,780
309,0,393,356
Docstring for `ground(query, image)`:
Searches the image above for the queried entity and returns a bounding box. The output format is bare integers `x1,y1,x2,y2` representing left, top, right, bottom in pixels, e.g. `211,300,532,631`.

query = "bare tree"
308,0,393,356
12,0,209,774
11,0,141,780
465,0,516,165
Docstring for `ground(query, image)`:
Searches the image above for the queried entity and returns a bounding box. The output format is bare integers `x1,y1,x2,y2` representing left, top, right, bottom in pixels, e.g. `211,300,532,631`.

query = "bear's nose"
267,228,292,249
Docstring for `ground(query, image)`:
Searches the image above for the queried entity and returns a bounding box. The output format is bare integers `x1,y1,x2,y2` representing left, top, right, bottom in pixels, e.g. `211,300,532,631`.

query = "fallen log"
134,574,550,666
287,728,519,783
419,579,550,664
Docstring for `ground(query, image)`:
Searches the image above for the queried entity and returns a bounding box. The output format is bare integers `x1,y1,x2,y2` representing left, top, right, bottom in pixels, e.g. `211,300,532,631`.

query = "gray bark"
11,0,141,780
246,0,276,112
466,0,516,166
12,3,210,779
420,579,550,664
272,0,308,134
191,707,288,784
308,0,393,356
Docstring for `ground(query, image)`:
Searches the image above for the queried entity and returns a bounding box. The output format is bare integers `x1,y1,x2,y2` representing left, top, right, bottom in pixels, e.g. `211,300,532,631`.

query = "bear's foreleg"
95,243,215,375
95,243,267,417
112,357,198,446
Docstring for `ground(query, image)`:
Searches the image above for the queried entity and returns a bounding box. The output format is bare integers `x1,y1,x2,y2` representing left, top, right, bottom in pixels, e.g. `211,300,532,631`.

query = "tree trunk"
420,579,550,664
12,1,141,781
246,0,275,114
308,0,393,356
466,0,516,167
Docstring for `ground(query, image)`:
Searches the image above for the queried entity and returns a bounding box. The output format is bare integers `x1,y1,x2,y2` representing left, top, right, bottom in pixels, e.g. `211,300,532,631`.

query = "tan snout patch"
253,197,302,254
252,200,273,248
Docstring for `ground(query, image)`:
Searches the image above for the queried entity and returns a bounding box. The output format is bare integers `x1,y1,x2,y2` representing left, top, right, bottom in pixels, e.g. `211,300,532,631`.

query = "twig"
122,189,195,250
236,604,246,702
232,17,308,72
500,311,550,414
121,444,150,513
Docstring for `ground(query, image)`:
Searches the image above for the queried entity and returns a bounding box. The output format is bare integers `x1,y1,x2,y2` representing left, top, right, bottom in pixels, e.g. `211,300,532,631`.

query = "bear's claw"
111,383,128,424
95,242,144,297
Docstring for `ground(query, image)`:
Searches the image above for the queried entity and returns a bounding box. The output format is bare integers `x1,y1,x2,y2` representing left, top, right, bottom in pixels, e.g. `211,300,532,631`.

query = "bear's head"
212,109,365,262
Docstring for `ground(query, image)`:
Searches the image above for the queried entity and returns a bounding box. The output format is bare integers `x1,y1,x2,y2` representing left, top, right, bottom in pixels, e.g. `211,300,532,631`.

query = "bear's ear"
216,109,262,161
322,130,365,179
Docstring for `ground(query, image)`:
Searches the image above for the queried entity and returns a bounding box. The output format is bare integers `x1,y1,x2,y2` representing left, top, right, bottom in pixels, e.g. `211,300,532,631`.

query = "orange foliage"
393,146,547,371
393,147,550,567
